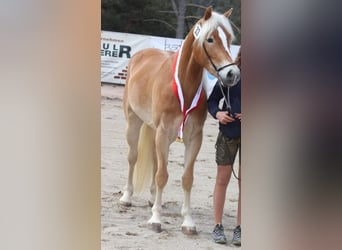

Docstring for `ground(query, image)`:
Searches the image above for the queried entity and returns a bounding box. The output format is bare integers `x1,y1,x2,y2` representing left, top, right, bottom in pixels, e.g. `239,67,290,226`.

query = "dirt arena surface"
101,84,240,250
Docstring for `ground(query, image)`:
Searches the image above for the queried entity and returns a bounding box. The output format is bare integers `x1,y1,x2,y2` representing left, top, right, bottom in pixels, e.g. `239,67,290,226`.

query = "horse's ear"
204,6,213,20
224,8,233,18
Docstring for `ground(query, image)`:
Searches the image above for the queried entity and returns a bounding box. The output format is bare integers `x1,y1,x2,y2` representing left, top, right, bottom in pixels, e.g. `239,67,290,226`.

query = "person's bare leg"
232,164,242,246
237,165,241,226
213,165,232,224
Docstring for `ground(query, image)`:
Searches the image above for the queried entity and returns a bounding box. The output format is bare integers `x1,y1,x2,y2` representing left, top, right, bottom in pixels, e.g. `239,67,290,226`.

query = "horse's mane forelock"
197,11,235,44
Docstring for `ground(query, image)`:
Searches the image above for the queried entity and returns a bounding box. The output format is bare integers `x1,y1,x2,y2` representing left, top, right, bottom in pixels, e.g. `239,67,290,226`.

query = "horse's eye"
207,38,214,43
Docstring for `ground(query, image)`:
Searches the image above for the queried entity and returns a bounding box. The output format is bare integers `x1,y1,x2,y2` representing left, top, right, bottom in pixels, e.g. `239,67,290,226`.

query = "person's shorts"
215,131,241,165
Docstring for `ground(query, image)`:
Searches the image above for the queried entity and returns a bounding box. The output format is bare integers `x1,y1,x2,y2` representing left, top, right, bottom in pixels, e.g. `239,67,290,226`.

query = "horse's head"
192,6,240,87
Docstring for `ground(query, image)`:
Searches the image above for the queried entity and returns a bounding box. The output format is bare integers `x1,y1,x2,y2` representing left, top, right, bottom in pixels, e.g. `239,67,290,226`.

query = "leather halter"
202,43,237,76
202,43,237,113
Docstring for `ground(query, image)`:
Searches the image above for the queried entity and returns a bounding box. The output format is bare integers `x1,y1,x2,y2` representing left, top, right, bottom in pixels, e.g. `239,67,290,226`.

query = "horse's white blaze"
216,27,240,87
217,26,230,56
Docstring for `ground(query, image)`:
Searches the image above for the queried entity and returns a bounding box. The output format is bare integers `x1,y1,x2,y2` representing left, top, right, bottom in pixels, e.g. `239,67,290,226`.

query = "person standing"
208,50,241,246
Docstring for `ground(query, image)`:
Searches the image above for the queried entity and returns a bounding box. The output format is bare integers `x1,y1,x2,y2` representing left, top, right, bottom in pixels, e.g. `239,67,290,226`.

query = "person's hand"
234,113,241,120
216,111,235,125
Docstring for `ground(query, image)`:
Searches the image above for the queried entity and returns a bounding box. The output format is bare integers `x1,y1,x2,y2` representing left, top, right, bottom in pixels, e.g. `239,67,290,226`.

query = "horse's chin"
220,75,240,88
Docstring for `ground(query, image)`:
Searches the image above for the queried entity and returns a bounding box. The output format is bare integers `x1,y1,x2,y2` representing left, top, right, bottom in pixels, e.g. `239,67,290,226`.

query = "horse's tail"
133,123,155,193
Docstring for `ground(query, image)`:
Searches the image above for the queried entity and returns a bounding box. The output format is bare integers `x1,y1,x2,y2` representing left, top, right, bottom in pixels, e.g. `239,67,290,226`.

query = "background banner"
101,31,240,85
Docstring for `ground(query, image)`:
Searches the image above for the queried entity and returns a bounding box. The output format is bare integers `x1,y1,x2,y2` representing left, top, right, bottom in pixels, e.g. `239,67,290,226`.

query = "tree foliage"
101,0,240,44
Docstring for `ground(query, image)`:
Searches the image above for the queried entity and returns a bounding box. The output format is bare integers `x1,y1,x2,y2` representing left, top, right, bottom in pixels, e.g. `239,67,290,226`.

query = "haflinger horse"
119,6,240,234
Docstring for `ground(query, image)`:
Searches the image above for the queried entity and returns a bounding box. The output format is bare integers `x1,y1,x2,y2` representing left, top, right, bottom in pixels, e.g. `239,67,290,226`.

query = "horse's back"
128,48,174,81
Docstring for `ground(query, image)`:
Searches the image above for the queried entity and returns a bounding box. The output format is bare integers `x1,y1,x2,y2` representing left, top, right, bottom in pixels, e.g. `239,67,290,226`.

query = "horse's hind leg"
148,151,157,207
119,110,143,206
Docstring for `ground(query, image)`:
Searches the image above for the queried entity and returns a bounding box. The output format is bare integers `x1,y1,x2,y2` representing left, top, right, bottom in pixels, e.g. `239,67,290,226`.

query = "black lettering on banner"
101,44,131,58
112,50,118,57
102,43,109,50
164,40,182,51
119,46,131,58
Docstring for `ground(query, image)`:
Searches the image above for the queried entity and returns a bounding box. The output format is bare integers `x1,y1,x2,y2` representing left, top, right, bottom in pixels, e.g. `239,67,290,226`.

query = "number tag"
193,24,201,39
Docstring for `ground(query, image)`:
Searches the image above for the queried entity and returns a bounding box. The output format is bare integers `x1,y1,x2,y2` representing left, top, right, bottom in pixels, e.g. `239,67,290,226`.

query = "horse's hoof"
119,200,132,207
149,223,162,233
181,226,197,235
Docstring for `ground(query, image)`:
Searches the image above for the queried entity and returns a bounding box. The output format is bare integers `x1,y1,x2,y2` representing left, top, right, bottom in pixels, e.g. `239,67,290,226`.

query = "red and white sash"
172,44,204,142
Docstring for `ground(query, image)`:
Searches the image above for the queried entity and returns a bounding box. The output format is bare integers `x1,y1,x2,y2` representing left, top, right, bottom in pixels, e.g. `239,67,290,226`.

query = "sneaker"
212,224,227,244
232,225,241,246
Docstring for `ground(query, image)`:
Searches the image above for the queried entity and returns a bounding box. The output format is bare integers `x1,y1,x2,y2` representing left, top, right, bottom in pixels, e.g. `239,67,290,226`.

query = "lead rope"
218,82,231,114
218,79,240,181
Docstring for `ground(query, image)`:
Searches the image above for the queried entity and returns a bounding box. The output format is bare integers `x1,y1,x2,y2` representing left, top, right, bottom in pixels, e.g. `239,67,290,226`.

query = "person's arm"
207,84,235,124
207,84,222,119
216,111,235,124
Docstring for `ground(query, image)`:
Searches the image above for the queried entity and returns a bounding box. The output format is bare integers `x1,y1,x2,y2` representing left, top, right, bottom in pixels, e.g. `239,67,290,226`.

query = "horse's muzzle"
219,65,240,87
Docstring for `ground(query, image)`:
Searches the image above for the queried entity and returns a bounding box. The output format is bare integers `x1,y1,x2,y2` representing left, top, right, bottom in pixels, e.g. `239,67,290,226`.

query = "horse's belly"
126,48,175,129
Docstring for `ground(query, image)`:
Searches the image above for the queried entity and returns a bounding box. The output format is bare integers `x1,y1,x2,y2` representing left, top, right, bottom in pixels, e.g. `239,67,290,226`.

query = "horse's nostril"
227,70,233,78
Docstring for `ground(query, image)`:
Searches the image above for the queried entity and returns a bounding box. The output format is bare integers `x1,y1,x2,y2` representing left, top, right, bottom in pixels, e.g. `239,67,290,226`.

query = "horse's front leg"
147,128,170,232
181,130,203,235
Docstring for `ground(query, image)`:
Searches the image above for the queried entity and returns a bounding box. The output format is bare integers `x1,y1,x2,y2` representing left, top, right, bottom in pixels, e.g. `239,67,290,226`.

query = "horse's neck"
177,38,203,108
